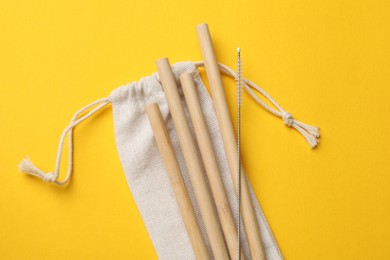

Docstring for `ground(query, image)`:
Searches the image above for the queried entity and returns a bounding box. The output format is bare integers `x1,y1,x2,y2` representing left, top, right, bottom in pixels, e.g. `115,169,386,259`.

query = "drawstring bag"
19,61,319,259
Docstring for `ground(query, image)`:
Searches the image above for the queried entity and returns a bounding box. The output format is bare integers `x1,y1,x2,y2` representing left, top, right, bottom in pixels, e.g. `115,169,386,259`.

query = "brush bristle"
237,47,243,105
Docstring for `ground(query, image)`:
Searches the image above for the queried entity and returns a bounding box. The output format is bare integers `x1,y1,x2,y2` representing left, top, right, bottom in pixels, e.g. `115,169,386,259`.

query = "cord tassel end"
18,157,57,183
282,113,320,148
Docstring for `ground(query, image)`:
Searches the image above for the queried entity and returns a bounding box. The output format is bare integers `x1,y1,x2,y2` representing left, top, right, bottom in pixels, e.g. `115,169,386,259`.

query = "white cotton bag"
19,60,320,259
110,61,282,259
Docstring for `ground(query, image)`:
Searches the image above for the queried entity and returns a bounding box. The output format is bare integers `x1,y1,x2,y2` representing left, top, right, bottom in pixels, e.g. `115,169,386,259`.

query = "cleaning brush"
237,47,242,260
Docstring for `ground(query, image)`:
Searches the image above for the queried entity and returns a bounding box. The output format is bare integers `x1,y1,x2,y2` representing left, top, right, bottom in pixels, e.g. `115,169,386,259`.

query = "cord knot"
42,172,57,182
18,157,58,183
282,112,294,127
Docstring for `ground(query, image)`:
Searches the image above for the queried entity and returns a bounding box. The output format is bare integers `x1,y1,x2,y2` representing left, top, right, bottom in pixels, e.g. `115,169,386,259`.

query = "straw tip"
196,23,208,28
179,72,192,80
237,47,241,53
156,57,169,64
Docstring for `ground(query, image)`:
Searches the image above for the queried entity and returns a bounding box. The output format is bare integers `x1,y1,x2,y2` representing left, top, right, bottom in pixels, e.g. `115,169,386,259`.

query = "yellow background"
1,0,389,259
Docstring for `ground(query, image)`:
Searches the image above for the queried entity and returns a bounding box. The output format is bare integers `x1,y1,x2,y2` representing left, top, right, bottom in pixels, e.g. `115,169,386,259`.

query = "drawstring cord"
18,97,112,186
18,61,320,185
194,61,320,149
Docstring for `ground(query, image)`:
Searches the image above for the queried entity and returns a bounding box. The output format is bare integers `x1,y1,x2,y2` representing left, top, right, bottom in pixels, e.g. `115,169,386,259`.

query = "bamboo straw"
180,73,245,259
146,103,210,260
196,23,266,260
156,58,229,259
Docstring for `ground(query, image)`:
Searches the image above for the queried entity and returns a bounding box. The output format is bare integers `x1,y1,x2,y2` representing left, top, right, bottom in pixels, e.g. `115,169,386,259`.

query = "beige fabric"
110,61,283,259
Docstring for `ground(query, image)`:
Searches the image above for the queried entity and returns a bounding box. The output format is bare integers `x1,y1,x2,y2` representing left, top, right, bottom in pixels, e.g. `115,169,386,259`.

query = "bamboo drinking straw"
196,23,266,259
146,103,210,260
180,73,245,260
156,58,229,259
